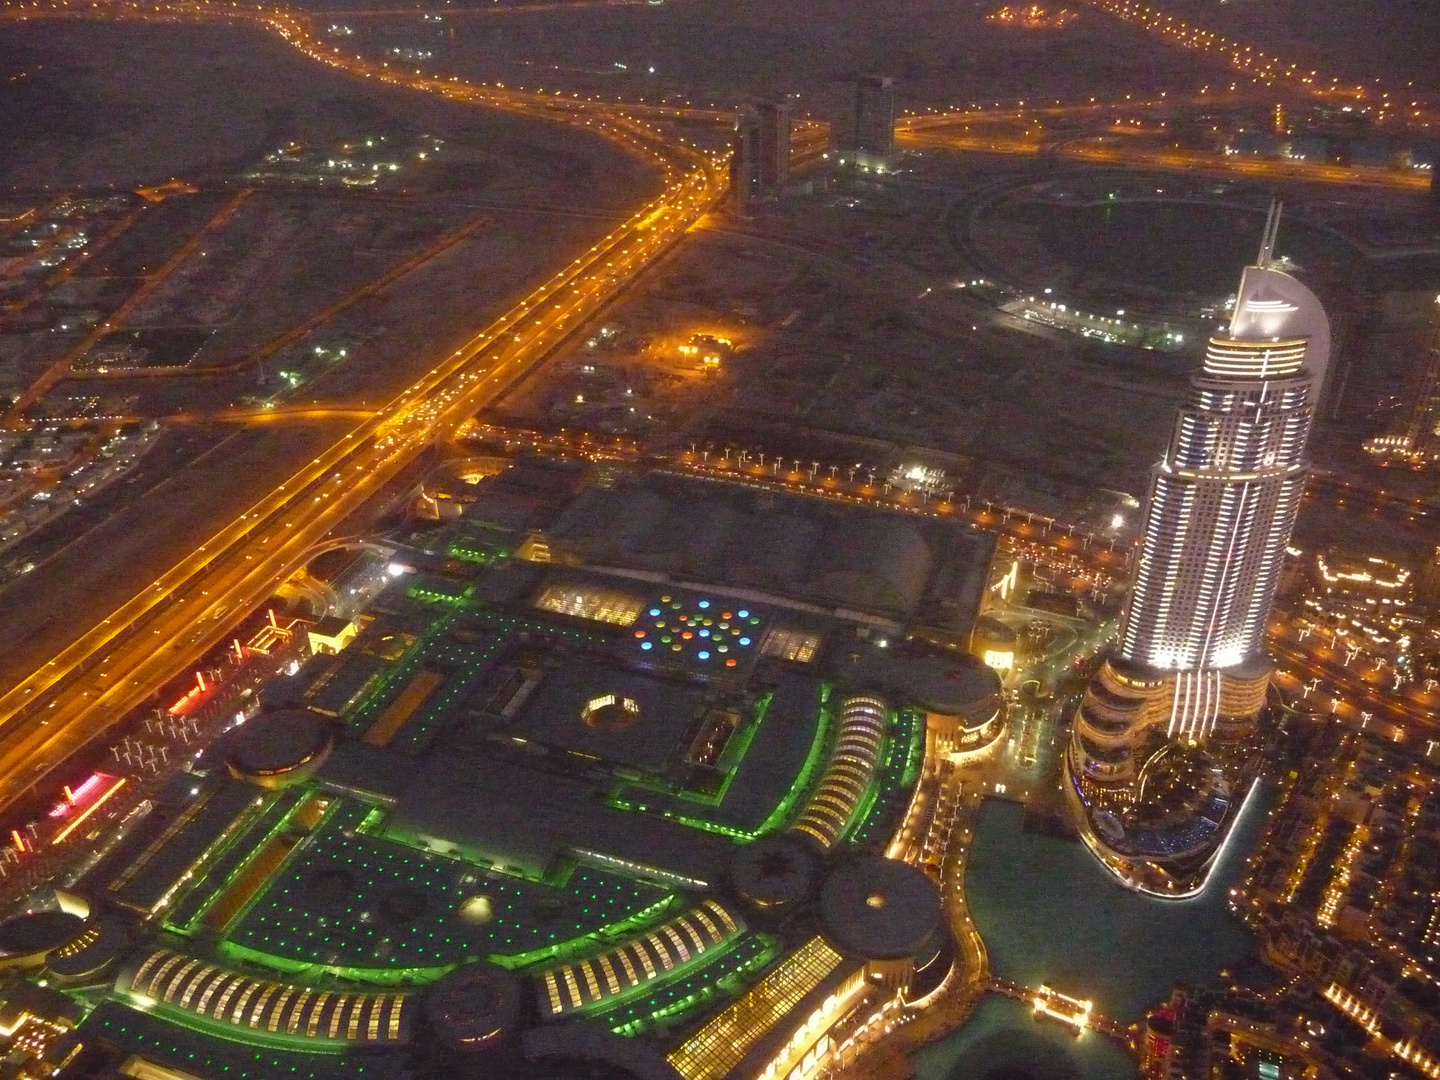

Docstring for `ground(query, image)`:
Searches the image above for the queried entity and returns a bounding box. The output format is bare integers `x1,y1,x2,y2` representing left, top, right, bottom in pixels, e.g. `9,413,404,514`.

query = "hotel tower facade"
1067,208,1331,896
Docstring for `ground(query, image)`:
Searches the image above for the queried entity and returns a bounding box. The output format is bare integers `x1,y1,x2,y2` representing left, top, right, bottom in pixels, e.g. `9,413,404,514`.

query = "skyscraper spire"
1256,199,1282,269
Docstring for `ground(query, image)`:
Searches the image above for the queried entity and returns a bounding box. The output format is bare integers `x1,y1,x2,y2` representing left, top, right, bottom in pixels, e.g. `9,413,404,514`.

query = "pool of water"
911,786,1271,1080
912,995,1136,1080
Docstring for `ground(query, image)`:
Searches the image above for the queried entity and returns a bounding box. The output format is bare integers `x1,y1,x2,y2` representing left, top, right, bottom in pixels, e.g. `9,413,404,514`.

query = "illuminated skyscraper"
1067,206,1331,895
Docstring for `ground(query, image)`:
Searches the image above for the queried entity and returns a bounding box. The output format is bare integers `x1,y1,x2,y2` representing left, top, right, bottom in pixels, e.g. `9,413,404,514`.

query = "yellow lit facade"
534,583,643,626
667,937,843,1080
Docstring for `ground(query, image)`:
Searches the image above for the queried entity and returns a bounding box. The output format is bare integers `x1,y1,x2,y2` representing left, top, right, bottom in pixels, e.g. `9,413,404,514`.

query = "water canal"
912,789,1273,1080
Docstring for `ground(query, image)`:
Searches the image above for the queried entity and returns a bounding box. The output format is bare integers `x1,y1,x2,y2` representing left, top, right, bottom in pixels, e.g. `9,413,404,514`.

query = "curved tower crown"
1118,207,1330,674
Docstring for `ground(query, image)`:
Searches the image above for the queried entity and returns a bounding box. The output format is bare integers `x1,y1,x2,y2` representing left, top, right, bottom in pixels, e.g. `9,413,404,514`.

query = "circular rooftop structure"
45,915,129,983
426,962,523,1052
819,856,942,961
0,911,86,963
730,834,819,910
580,694,641,733
839,644,1001,723
225,709,332,788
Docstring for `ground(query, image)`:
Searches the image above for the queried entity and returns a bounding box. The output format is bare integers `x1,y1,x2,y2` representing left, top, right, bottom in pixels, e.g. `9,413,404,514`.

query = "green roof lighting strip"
165,789,310,935
447,536,510,564
606,693,770,813
601,933,780,1037
536,899,743,1018
83,1001,377,1076
122,947,409,1050
604,792,758,843
468,605,611,648
386,632,504,755
714,691,770,777
342,610,458,731
485,891,678,972
752,683,834,836
846,706,926,849
406,576,473,606
224,820,670,979
214,799,371,968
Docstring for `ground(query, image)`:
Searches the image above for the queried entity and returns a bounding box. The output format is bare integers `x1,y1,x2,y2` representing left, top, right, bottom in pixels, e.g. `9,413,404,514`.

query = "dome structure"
225,709,333,788
819,855,942,961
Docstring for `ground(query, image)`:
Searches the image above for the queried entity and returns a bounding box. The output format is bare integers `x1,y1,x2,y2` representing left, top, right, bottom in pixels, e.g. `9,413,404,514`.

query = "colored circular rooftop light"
641,641,653,651
698,600,710,609
698,651,710,660
738,610,749,618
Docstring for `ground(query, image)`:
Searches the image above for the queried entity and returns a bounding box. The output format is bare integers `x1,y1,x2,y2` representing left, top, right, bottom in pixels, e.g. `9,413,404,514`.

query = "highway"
1073,0,1436,126
899,125,1431,192
0,0,729,811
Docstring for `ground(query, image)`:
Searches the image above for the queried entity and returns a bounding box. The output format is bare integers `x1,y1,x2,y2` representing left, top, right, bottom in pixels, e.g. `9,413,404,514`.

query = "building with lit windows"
0,463,1001,1080
1067,207,1331,897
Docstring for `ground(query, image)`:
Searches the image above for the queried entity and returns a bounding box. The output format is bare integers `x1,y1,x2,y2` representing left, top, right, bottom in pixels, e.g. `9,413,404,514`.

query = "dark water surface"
912,789,1271,1080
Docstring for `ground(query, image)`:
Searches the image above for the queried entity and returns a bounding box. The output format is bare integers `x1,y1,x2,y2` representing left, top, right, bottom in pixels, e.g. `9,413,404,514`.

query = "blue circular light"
641,641,653,650
698,600,710,609
699,629,710,638
738,609,749,618
739,637,751,646
649,608,660,616
698,651,710,660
